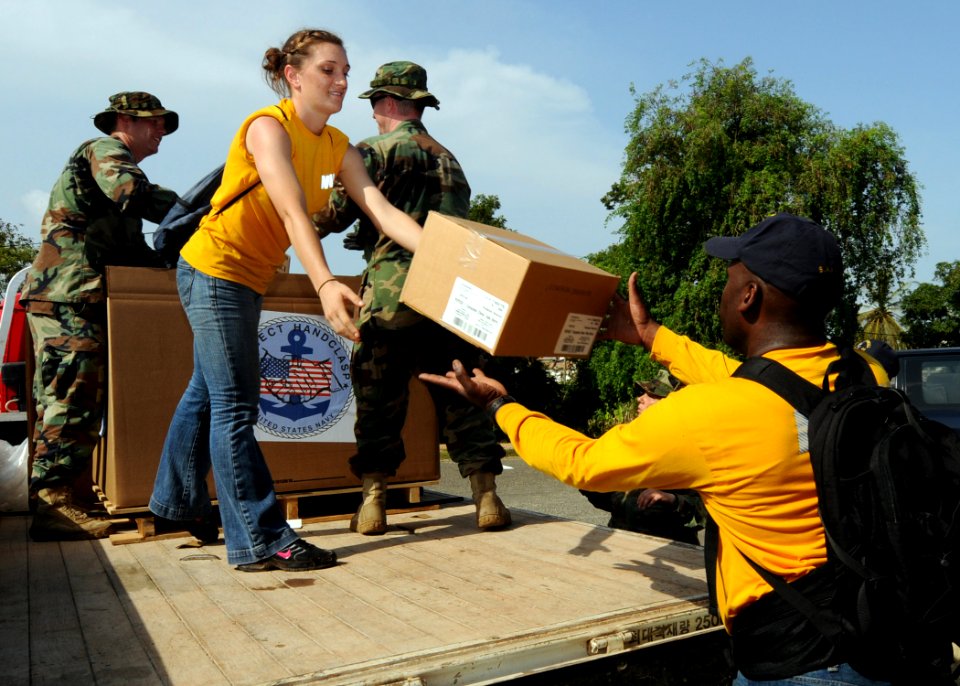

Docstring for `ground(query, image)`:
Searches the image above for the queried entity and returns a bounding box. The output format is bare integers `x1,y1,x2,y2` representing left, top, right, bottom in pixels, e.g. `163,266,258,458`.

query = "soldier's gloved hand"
342,224,378,252
342,230,365,251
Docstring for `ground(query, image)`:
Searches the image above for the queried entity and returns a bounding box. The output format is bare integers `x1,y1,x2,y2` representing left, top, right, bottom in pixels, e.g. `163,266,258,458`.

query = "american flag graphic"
260,354,333,400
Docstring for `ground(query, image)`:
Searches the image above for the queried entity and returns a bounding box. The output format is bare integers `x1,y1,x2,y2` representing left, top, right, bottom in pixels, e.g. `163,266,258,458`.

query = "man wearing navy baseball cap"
706,212,843,314
422,212,902,684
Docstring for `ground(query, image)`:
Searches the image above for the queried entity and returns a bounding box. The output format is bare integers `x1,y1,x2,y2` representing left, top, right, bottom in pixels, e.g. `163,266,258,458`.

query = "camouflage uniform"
317,66,505,480
581,488,704,545
22,92,177,492
581,370,704,544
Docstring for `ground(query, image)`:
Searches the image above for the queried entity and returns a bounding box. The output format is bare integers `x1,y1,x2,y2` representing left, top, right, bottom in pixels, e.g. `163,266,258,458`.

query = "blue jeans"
733,664,890,685
150,260,298,565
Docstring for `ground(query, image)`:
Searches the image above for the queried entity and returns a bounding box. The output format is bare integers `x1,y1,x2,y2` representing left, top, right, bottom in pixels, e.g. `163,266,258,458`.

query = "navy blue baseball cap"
704,213,843,308
855,339,900,378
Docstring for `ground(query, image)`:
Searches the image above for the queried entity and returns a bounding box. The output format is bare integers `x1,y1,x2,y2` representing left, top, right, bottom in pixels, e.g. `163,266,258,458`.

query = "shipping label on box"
401,212,620,358
440,277,509,348
554,312,605,356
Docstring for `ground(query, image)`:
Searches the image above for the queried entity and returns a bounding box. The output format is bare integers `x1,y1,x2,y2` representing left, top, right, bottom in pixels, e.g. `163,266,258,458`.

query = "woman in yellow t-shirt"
149,28,423,573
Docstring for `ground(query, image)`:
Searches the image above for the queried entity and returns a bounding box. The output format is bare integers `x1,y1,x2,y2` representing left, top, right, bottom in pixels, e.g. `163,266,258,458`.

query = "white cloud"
416,48,621,255
286,44,622,273
20,191,48,231
0,1,624,272
2,0,957,290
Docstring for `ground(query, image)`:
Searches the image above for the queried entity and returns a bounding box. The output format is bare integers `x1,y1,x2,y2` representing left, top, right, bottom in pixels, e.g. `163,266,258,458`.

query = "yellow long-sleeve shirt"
495,327,886,629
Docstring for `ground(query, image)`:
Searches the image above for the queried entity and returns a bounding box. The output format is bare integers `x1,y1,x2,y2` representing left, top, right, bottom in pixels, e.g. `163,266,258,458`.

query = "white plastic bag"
0,438,28,512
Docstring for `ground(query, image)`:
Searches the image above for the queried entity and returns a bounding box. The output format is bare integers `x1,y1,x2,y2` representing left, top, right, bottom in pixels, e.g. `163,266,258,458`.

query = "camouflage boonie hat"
93,91,179,135
358,61,440,109
637,370,682,398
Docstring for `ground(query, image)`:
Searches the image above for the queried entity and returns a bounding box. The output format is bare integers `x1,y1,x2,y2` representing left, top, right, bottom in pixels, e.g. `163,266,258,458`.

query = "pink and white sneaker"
236,538,337,572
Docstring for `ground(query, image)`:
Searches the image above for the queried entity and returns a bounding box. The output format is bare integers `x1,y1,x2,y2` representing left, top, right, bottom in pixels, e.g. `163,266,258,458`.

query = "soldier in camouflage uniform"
21,92,178,541
316,62,510,534
580,370,705,544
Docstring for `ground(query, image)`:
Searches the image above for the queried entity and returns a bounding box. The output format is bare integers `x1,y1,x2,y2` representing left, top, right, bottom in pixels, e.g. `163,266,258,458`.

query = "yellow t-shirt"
181,99,349,294
495,328,887,630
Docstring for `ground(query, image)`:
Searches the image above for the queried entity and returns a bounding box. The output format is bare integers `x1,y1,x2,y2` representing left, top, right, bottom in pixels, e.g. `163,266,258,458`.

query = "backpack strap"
736,348,884,581
703,356,823,619
214,178,260,217
733,538,845,643
733,347,877,415
211,103,283,210
825,346,878,392
732,356,824,418
702,352,852,643
702,513,843,642
210,103,286,216
207,103,283,211
703,514,720,617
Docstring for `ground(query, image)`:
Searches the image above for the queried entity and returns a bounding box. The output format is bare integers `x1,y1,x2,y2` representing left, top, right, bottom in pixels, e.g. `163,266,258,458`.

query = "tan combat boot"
469,472,512,530
30,486,115,541
350,473,387,535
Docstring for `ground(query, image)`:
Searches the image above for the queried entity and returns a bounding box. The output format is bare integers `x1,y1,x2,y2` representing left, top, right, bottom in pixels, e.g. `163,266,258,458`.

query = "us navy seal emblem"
257,314,353,438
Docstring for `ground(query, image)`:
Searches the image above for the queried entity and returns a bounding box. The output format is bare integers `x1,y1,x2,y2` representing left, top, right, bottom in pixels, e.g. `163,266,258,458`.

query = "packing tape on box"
460,230,484,269
460,228,572,270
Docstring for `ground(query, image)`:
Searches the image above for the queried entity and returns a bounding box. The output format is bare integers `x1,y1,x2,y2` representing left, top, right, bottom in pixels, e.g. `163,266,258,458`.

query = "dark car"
890,347,960,433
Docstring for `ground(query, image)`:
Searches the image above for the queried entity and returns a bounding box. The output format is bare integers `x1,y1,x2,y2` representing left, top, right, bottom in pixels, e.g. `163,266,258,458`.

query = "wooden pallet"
277,484,433,520
93,480,440,515
105,486,462,545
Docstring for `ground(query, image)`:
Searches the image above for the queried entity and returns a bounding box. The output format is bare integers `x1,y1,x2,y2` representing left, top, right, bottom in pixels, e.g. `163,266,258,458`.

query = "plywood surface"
0,503,715,685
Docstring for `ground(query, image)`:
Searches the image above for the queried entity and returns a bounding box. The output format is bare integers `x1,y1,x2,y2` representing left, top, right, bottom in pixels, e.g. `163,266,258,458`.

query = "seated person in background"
581,370,704,545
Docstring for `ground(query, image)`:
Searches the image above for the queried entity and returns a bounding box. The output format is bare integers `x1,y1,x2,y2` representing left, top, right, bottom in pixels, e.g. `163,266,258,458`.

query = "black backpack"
726,348,960,683
153,164,260,268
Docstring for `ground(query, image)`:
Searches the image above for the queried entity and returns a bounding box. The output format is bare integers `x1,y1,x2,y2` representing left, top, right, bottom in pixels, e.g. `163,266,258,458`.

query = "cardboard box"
400,212,620,357
95,267,438,511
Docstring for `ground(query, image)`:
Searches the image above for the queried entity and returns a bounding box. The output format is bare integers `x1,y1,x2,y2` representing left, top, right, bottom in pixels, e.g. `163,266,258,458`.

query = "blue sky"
1,0,956,292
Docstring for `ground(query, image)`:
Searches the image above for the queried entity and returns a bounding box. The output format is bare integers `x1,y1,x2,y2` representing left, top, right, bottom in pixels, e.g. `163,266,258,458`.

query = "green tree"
857,266,904,348
586,57,922,417
467,194,509,228
858,308,905,349
0,219,35,291
900,261,960,348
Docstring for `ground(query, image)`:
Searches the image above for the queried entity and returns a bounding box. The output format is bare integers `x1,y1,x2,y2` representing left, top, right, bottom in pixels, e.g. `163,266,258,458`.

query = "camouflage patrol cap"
637,370,682,398
358,61,440,109
93,91,179,135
